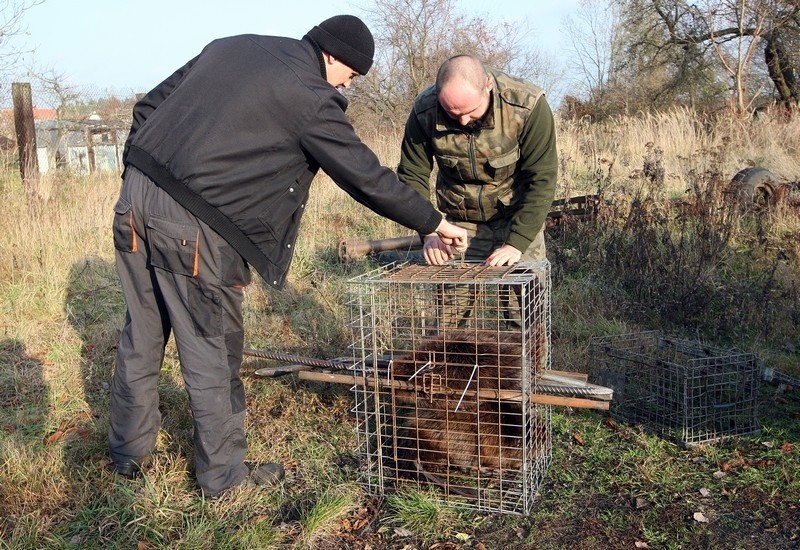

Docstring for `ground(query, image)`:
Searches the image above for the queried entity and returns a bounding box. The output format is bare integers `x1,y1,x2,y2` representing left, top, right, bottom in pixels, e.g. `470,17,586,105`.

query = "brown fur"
389,329,546,478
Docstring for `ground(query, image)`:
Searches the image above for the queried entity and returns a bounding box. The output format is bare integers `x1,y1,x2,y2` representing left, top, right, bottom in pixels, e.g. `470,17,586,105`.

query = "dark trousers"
109,167,252,496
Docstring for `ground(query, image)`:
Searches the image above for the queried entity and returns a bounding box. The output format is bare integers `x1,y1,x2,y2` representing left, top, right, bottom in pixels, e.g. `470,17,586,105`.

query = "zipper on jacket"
467,134,487,222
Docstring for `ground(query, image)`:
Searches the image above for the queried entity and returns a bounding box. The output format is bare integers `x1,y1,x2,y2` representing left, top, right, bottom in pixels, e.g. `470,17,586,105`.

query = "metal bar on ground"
296,370,611,410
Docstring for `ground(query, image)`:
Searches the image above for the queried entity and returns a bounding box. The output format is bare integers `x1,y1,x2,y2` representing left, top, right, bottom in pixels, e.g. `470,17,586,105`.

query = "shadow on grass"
64,257,193,480
0,338,49,535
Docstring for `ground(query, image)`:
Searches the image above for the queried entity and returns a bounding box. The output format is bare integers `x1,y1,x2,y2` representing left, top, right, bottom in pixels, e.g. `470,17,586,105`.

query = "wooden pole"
296,370,610,410
86,127,96,175
11,82,39,184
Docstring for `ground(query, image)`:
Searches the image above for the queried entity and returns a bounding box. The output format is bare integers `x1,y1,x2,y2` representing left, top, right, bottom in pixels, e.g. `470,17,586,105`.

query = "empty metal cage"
346,260,552,515
590,331,761,447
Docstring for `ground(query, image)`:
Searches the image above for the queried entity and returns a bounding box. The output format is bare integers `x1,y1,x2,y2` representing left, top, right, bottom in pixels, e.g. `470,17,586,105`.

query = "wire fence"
0,79,142,175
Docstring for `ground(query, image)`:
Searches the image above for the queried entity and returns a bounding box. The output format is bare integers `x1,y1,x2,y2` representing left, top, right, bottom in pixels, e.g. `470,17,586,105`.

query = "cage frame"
590,331,761,447
346,260,553,515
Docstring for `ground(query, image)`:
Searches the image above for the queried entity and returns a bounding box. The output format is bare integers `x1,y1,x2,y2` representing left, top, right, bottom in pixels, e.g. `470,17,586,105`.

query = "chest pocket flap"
436,155,459,169
487,147,520,182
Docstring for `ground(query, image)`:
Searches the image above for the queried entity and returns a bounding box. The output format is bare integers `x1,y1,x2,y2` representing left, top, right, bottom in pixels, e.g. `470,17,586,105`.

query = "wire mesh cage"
346,260,552,515
590,331,761,447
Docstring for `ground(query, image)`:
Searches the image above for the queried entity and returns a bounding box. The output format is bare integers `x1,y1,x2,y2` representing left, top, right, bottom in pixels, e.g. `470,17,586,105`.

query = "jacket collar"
302,35,327,81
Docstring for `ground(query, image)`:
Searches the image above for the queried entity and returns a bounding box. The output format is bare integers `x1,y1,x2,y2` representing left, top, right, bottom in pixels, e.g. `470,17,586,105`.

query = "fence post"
12,82,39,184
86,127,96,174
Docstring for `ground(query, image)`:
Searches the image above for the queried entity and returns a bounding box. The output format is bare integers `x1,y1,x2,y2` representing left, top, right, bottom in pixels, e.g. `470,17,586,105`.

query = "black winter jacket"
123,34,442,288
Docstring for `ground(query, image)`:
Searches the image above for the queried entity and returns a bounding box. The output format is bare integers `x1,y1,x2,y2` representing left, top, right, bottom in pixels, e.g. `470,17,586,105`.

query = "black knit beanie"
306,15,374,75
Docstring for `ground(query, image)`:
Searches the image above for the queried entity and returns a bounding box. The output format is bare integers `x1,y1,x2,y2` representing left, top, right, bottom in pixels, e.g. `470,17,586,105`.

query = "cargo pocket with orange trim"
147,215,200,277
112,197,138,253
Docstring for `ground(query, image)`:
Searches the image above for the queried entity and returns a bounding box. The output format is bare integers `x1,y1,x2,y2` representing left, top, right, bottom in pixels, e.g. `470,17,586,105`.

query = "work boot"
111,457,150,479
205,462,285,500
245,462,285,487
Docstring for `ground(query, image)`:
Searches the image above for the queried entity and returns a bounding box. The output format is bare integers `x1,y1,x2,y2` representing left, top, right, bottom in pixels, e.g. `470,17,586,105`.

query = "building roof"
0,107,59,120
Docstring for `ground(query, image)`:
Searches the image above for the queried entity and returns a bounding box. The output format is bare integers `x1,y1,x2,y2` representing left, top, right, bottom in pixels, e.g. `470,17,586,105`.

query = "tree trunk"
765,31,800,110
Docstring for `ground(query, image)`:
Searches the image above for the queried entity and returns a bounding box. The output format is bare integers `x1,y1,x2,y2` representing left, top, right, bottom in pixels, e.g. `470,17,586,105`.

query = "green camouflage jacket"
396,68,558,253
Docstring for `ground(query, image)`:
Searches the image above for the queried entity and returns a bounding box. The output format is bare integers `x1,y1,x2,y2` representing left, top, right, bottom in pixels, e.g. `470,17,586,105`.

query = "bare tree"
562,0,621,99
681,1,770,114
0,0,44,76
351,0,558,133
761,1,800,108
627,0,800,113
568,0,800,117
28,69,80,118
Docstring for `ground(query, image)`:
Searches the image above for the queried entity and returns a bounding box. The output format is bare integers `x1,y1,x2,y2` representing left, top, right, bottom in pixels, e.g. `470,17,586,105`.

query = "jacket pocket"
112,197,138,253
487,147,520,182
436,182,468,220
256,198,304,267
147,216,200,277
435,154,471,182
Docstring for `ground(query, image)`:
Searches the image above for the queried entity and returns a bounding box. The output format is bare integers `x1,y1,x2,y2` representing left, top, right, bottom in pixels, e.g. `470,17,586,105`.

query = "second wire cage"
347,260,552,515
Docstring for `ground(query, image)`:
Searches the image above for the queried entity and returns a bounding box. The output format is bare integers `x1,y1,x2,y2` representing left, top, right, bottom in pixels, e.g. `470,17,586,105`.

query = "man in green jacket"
397,55,557,329
397,55,557,267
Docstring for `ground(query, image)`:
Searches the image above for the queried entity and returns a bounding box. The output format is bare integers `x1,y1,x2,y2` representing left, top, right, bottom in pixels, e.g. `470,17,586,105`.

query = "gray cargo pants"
110,167,252,497
440,217,546,328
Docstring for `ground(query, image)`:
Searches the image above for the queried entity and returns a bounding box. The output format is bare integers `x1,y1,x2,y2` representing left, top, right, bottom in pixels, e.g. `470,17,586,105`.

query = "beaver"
387,328,548,489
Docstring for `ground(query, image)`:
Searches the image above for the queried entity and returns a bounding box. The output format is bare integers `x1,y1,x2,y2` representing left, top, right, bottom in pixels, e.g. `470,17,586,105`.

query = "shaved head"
436,55,488,92
435,55,493,127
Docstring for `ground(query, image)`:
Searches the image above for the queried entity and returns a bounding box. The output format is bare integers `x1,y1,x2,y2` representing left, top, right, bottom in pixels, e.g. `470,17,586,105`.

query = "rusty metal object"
729,166,800,208
730,167,779,207
245,346,613,402
253,363,319,377
296,370,611,410
244,347,337,369
338,234,422,260
245,348,392,376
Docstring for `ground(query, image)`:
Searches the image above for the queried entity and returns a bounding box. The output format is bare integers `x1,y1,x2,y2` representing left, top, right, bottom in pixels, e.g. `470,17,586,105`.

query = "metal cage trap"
245,260,613,515
590,331,761,447
345,260,554,515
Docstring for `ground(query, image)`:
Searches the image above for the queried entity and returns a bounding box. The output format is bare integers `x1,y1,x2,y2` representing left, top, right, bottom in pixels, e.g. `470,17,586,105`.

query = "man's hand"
434,219,468,252
422,233,454,265
485,243,522,266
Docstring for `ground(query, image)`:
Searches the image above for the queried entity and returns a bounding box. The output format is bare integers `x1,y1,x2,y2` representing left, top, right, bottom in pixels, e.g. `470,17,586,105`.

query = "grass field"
1,108,799,549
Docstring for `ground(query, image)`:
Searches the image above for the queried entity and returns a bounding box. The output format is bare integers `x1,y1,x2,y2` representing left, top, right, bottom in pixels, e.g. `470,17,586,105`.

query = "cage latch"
422,373,443,401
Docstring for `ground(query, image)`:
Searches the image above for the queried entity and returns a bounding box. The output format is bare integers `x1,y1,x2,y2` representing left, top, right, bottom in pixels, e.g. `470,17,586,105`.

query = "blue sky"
15,0,580,95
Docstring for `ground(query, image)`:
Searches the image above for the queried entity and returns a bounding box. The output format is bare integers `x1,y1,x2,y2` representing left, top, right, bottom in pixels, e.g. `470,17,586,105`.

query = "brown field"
1,108,798,548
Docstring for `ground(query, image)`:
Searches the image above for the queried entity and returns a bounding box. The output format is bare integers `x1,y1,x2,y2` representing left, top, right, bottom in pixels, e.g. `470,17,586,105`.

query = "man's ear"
323,52,338,65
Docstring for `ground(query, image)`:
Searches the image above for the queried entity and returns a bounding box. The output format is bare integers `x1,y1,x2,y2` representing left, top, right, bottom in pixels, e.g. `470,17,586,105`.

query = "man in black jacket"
110,15,467,498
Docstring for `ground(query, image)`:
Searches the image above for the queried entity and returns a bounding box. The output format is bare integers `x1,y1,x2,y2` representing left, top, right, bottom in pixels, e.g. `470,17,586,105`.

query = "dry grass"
1,108,798,547
557,107,800,197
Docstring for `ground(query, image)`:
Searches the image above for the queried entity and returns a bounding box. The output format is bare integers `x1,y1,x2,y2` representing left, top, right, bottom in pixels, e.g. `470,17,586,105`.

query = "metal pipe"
338,234,422,260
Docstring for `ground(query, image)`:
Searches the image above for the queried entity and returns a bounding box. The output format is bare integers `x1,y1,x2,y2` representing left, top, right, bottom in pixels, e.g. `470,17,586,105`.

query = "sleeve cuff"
506,232,532,255
418,210,443,236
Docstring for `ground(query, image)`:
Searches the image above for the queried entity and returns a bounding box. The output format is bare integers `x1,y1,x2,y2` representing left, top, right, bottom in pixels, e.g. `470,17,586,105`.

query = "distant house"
0,134,15,167
0,107,59,122
0,108,60,167
0,107,127,174
35,113,127,174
